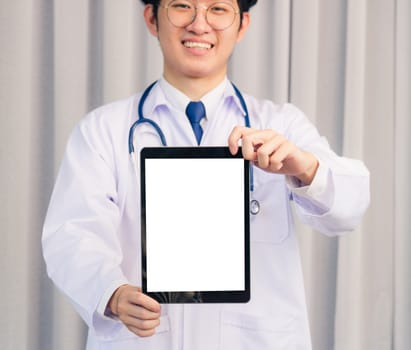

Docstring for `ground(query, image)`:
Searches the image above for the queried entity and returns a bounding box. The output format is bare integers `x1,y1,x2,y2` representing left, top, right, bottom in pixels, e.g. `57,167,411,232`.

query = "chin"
182,65,222,80
186,70,212,79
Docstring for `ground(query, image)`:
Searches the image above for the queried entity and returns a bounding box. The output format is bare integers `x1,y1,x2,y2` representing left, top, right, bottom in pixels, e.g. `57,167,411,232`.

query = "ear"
144,5,158,37
236,12,250,43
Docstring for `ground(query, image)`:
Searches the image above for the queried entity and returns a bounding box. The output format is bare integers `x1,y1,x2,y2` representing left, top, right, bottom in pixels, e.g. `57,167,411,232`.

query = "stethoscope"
128,81,261,215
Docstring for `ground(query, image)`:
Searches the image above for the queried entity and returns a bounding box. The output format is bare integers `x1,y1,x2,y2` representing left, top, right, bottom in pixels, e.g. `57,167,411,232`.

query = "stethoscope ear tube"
128,118,167,154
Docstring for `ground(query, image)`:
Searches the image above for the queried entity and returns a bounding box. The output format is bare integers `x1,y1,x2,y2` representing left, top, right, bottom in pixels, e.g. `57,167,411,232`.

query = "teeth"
184,41,212,49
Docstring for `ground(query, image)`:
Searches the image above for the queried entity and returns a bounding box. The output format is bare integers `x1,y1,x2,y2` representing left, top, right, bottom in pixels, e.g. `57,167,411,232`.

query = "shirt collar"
159,76,230,119
158,77,190,113
142,76,247,119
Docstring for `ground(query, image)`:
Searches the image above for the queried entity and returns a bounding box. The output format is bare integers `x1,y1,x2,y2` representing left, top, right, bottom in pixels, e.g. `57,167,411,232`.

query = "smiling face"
144,0,250,97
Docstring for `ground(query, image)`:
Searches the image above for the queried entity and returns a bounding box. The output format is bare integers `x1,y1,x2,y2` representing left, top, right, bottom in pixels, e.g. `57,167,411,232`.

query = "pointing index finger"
228,126,253,155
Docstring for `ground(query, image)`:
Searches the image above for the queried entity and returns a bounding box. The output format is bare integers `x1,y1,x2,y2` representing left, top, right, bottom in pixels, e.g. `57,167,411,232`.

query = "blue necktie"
186,101,205,145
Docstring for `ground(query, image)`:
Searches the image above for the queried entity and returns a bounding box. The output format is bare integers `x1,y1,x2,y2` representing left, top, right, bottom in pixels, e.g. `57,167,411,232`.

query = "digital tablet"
140,147,250,303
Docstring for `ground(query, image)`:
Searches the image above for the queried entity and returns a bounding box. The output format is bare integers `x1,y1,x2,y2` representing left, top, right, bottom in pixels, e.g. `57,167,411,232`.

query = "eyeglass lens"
166,0,237,30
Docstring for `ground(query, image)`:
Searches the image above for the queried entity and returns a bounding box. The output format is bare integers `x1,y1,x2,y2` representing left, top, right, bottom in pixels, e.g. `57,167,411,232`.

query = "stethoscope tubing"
128,81,166,153
128,81,259,214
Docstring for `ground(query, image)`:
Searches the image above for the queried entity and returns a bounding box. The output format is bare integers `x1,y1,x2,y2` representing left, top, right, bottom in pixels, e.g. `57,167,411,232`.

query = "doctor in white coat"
42,0,370,349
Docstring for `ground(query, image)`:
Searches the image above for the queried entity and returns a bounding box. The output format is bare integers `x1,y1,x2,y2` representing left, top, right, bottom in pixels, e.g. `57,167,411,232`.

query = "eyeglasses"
162,0,239,31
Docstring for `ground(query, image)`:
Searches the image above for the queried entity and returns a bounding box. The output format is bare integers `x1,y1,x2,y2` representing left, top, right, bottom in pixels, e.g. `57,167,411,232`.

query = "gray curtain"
1,0,410,349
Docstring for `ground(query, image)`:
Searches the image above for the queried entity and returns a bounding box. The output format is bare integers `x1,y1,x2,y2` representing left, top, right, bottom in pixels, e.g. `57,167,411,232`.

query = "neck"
163,72,226,101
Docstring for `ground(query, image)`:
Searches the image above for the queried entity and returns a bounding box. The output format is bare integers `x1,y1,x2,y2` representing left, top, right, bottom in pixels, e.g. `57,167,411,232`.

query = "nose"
186,6,212,33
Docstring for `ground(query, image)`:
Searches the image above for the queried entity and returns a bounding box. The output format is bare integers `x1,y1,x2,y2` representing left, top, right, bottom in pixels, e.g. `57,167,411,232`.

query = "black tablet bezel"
140,147,250,303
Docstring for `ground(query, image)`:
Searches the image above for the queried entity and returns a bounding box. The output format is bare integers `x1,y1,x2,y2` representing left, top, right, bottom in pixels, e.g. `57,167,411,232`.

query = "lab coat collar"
223,82,247,119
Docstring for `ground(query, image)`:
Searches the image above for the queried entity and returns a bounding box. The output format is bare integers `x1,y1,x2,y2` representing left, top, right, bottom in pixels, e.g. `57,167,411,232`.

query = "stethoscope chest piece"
250,199,260,215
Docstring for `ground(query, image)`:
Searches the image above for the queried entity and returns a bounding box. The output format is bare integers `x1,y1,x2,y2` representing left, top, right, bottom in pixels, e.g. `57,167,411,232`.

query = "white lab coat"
42,80,369,350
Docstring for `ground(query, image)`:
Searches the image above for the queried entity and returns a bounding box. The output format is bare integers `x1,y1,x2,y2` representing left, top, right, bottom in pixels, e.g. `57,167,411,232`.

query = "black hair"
140,0,258,23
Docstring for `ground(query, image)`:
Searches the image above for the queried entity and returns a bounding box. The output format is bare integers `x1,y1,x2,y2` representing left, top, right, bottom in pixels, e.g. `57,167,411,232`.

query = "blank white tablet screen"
145,158,245,292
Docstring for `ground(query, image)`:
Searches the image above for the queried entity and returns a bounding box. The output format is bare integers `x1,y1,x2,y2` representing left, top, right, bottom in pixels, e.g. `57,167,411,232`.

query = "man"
42,1,369,349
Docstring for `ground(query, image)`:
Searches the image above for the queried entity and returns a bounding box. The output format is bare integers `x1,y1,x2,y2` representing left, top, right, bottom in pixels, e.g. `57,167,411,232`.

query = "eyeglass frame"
160,0,240,31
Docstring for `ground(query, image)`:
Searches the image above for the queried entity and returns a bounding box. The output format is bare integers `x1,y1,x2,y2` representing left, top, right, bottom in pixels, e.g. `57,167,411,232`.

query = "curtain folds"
393,0,411,348
1,0,409,349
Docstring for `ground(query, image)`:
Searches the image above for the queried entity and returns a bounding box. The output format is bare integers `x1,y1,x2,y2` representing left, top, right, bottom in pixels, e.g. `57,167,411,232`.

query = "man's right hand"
108,285,161,337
